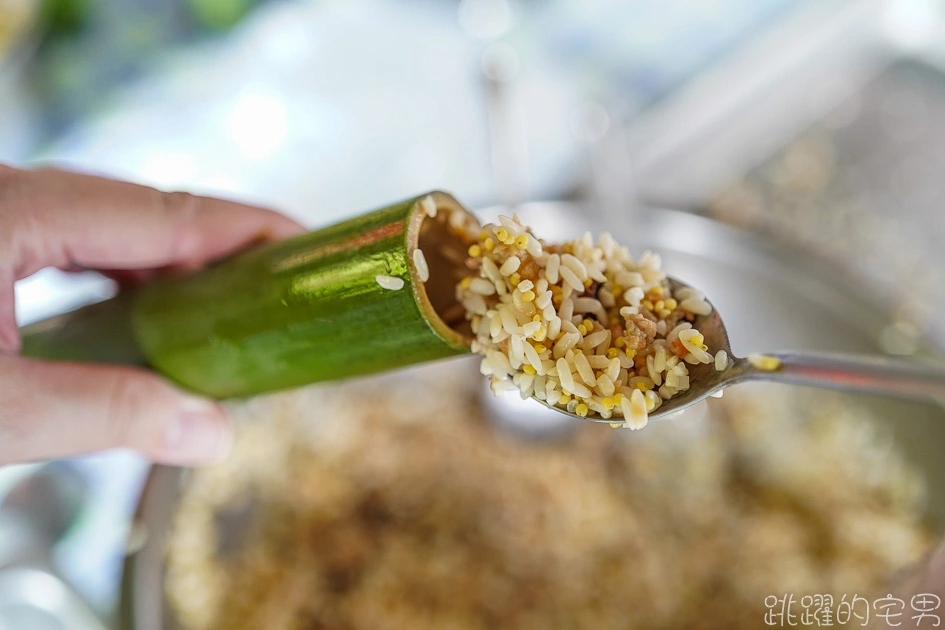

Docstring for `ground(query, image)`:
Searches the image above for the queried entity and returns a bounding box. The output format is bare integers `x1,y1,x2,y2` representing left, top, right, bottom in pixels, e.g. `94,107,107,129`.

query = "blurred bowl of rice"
119,203,945,630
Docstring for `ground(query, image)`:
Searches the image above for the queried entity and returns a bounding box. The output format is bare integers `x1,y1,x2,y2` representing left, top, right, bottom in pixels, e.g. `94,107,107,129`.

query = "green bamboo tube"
20,192,477,398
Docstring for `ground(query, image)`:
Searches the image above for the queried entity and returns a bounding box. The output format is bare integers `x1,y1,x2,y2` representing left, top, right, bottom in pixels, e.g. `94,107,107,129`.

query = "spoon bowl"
535,276,945,423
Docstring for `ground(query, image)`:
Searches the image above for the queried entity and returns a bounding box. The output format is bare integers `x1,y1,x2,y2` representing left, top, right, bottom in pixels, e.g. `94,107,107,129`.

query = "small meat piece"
623,313,658,352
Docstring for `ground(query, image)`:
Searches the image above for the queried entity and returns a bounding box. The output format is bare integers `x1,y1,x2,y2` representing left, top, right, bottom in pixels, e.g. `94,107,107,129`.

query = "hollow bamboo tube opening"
407,193,479,347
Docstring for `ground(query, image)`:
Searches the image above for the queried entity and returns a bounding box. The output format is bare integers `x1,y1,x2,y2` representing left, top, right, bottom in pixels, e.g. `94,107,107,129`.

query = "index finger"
0,165,305,276
0,164,306,350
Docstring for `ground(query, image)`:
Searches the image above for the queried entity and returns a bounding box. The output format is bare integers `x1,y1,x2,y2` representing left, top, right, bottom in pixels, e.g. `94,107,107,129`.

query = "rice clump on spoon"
453,215,722,428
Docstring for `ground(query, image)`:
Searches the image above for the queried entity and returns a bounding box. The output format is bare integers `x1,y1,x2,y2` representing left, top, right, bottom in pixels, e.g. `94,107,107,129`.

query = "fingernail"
165,396,233,464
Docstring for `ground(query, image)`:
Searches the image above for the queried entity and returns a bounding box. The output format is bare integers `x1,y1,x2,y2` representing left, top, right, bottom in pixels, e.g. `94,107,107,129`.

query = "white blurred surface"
14,271,114,327
40,0,582,228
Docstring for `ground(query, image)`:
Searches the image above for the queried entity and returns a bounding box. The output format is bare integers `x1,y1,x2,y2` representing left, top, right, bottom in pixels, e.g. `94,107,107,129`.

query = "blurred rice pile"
709,60,945,353
165,362,934,630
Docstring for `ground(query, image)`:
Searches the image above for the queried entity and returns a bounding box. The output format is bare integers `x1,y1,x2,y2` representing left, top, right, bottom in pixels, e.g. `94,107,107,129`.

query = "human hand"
0,164,305,466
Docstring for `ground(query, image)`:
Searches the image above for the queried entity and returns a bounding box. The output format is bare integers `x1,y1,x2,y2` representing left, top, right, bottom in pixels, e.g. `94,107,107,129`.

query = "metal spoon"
536,276,945,423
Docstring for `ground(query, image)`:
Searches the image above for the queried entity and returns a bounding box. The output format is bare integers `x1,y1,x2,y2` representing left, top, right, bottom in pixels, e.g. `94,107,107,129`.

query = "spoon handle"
744,352,945,403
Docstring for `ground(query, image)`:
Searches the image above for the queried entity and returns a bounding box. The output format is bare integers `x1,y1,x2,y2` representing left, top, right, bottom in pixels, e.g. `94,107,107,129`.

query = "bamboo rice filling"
445,214,721,428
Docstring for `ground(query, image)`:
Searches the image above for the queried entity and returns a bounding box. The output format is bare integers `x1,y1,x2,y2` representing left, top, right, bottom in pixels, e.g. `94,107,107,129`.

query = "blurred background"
3,0,945,627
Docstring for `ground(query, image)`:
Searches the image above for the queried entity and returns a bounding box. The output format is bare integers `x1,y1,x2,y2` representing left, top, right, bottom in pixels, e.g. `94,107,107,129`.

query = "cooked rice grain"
413,249,430,282
376,274,404,290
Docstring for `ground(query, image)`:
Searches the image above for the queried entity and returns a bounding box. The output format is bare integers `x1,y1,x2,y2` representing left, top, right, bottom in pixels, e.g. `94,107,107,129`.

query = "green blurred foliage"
39,0,89,35
187,0,254,30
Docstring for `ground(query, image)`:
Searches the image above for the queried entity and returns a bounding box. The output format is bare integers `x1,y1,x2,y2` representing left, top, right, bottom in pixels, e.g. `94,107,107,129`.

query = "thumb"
0,355,233,466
